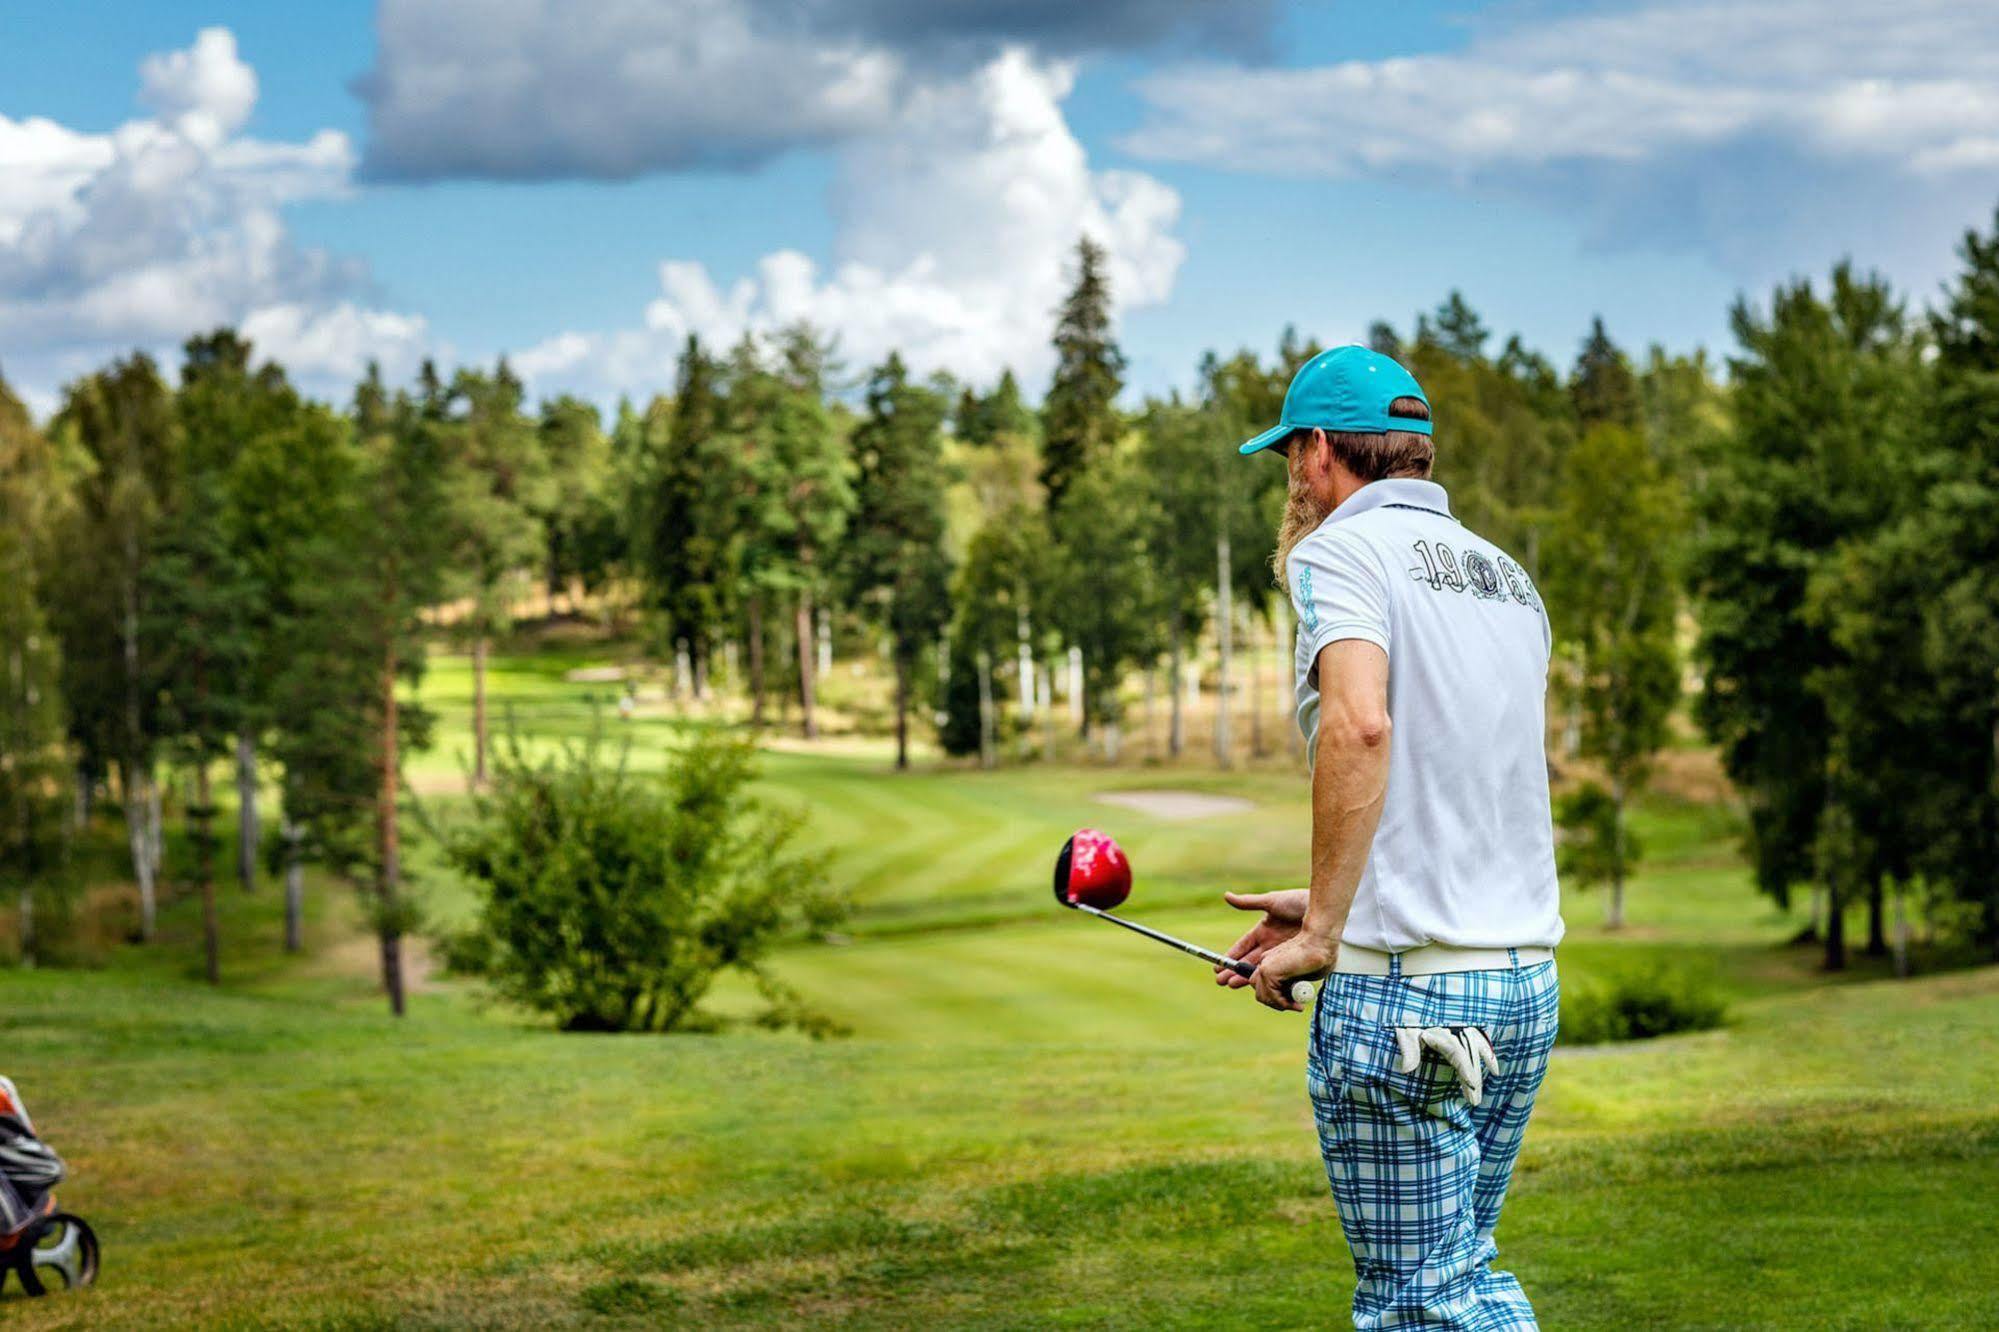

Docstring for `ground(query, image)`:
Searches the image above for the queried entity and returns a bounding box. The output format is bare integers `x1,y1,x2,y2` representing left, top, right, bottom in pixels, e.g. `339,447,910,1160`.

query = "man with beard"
1217,345,1563,1330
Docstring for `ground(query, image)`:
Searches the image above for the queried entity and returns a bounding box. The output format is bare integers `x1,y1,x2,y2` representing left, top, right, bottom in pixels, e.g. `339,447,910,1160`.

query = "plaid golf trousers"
1307,958,1560,1330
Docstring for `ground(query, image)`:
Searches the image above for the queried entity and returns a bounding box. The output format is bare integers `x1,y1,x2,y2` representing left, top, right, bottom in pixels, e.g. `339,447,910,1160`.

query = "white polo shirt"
1286,478,1563,953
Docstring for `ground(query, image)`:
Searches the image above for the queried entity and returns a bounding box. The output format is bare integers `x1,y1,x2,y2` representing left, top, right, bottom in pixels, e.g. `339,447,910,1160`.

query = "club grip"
1229,958,1317,1008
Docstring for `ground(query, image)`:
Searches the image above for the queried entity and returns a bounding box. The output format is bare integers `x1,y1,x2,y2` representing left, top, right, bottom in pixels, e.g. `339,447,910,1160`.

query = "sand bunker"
1096,790,1254,821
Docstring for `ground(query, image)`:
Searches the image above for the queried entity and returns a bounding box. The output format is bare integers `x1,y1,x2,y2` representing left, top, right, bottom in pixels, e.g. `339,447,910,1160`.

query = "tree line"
7,213,1999,1002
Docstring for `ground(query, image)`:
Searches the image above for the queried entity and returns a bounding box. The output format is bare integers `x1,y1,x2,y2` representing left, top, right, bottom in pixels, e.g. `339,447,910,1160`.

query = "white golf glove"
1393,1025,1500,1106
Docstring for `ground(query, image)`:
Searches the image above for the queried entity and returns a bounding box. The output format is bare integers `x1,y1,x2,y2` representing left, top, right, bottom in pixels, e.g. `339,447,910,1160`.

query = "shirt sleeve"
1286,531,1390,674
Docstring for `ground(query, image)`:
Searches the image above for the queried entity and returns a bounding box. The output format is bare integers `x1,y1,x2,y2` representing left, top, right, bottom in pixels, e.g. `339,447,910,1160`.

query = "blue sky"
3,1,1996,414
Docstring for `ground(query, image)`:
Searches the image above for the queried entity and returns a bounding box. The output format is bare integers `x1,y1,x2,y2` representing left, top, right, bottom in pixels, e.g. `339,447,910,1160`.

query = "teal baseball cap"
1238,345,1432,456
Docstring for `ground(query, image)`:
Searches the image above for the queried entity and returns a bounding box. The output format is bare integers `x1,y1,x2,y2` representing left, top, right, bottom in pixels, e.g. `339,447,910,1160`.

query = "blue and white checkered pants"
1308,958,1560,1330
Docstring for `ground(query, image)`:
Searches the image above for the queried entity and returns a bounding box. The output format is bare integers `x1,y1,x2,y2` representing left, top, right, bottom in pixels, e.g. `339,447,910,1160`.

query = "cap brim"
1238,422,1292,456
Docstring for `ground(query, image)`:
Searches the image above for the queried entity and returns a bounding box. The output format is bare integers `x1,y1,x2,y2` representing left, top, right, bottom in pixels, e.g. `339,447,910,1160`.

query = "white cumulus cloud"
1123,0,1999,283
0,27,430,410
515,49,1185,402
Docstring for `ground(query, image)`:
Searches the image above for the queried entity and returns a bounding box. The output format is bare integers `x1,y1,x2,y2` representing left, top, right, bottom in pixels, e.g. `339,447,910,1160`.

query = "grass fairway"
5,649,1997,1328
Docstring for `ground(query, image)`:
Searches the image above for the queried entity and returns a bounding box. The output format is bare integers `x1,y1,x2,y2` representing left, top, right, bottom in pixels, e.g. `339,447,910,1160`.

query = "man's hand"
1215,890,1310,990
1250,931,1336,1011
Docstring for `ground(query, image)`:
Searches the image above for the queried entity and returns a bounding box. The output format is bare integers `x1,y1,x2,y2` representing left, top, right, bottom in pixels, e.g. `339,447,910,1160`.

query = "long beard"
1271,468,1332,581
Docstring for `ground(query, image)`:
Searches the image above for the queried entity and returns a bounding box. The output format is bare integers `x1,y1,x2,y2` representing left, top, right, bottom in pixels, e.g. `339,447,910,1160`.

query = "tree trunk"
472,635,489,788
1067,647,1085,735
1607,779,1628,930
977,650,996,770
147,775,164,880
194,762,220,985
1891,880,1909,979
1040,662,1056,761
1017,608,1035,718
17,883,32,967
1145,665,1159,761
121,552,153,927
1823,881,1846,972
1215,530,1233,769
692,638,708,701
74,763,93,829
893,644,912,771
378,643,407,1016
748,595,767,727
1168,617,1186,758
818,607,832,679
1282,595,1303,759
235,732,259,892
1805,884,1824,943
674,639,691,700
121,761,157,940
1249,606,1266,758
1865,880,1887,956
282,817,304,954
795,591,818,740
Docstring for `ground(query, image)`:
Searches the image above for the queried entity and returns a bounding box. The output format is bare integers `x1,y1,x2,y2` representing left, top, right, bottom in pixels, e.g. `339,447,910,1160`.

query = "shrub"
448,729,845,1034
1554,781,1641,889
1559,966,1727,1045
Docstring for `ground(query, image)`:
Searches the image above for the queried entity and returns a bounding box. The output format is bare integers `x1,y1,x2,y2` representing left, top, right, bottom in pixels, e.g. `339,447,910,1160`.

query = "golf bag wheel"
11,1213,98,1296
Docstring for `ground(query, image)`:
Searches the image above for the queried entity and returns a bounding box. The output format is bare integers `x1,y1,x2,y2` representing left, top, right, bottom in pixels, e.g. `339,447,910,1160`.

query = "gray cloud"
821,0,1277,59
356,0,1279,181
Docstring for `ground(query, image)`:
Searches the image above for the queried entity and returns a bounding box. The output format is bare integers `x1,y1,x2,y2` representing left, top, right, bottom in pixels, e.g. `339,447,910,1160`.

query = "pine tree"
1429,291,1490,361
442,361,549,786
1908,207,1999,956
958,370,1034,447
179,328,303,897
145,455,257,984
846,354,952,769
1138,397,1217,757
732,328,853,740
639,338,740,700
1049,450,1160,757
1202,341,1319,761
272,367,449,1014
0,373,70,964
44,356,177,939
1692,265,1915,969
941,506,1048,762
1543,423,1683,928
1040,237,1125,507
534,395,613,610
1571,316,1640,430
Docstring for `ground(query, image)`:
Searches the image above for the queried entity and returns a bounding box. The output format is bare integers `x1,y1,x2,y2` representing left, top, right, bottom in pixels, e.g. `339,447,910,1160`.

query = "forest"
7,211,1999,1016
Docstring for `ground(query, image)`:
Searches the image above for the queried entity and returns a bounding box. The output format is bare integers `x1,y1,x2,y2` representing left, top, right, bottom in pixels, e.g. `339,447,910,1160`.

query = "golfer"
1220,345,1562,1329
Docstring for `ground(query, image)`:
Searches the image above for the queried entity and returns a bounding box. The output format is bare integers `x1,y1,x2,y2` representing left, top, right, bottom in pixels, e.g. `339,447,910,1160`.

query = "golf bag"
0,1076,65,1215
0,1076,98,1296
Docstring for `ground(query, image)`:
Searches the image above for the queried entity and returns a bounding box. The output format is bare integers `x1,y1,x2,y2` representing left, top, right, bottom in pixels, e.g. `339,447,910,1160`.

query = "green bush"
449,728,845,1034
1554,781,1641,890
1560,966,1727,1045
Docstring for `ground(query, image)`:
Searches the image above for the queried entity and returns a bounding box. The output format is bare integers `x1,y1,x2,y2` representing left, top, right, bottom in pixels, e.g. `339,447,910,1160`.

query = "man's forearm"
1301,709,1391,947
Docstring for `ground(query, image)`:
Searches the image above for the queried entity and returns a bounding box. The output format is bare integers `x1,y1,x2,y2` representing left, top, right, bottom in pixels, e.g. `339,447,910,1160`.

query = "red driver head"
1054,828,1132,910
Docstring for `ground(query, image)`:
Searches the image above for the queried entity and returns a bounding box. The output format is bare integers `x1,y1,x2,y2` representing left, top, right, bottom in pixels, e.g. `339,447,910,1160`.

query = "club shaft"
1074,904,1253,978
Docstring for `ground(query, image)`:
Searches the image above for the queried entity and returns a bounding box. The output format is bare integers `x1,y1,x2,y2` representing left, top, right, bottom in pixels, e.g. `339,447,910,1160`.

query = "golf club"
1053,829,1315,1007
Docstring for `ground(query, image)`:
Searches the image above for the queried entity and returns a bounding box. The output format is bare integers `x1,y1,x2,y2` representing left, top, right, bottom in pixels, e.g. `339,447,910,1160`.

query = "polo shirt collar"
1324,478,1454,526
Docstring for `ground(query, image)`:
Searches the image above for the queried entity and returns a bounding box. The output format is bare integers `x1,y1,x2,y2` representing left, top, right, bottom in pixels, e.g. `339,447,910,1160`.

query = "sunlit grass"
3,643,1992,1328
